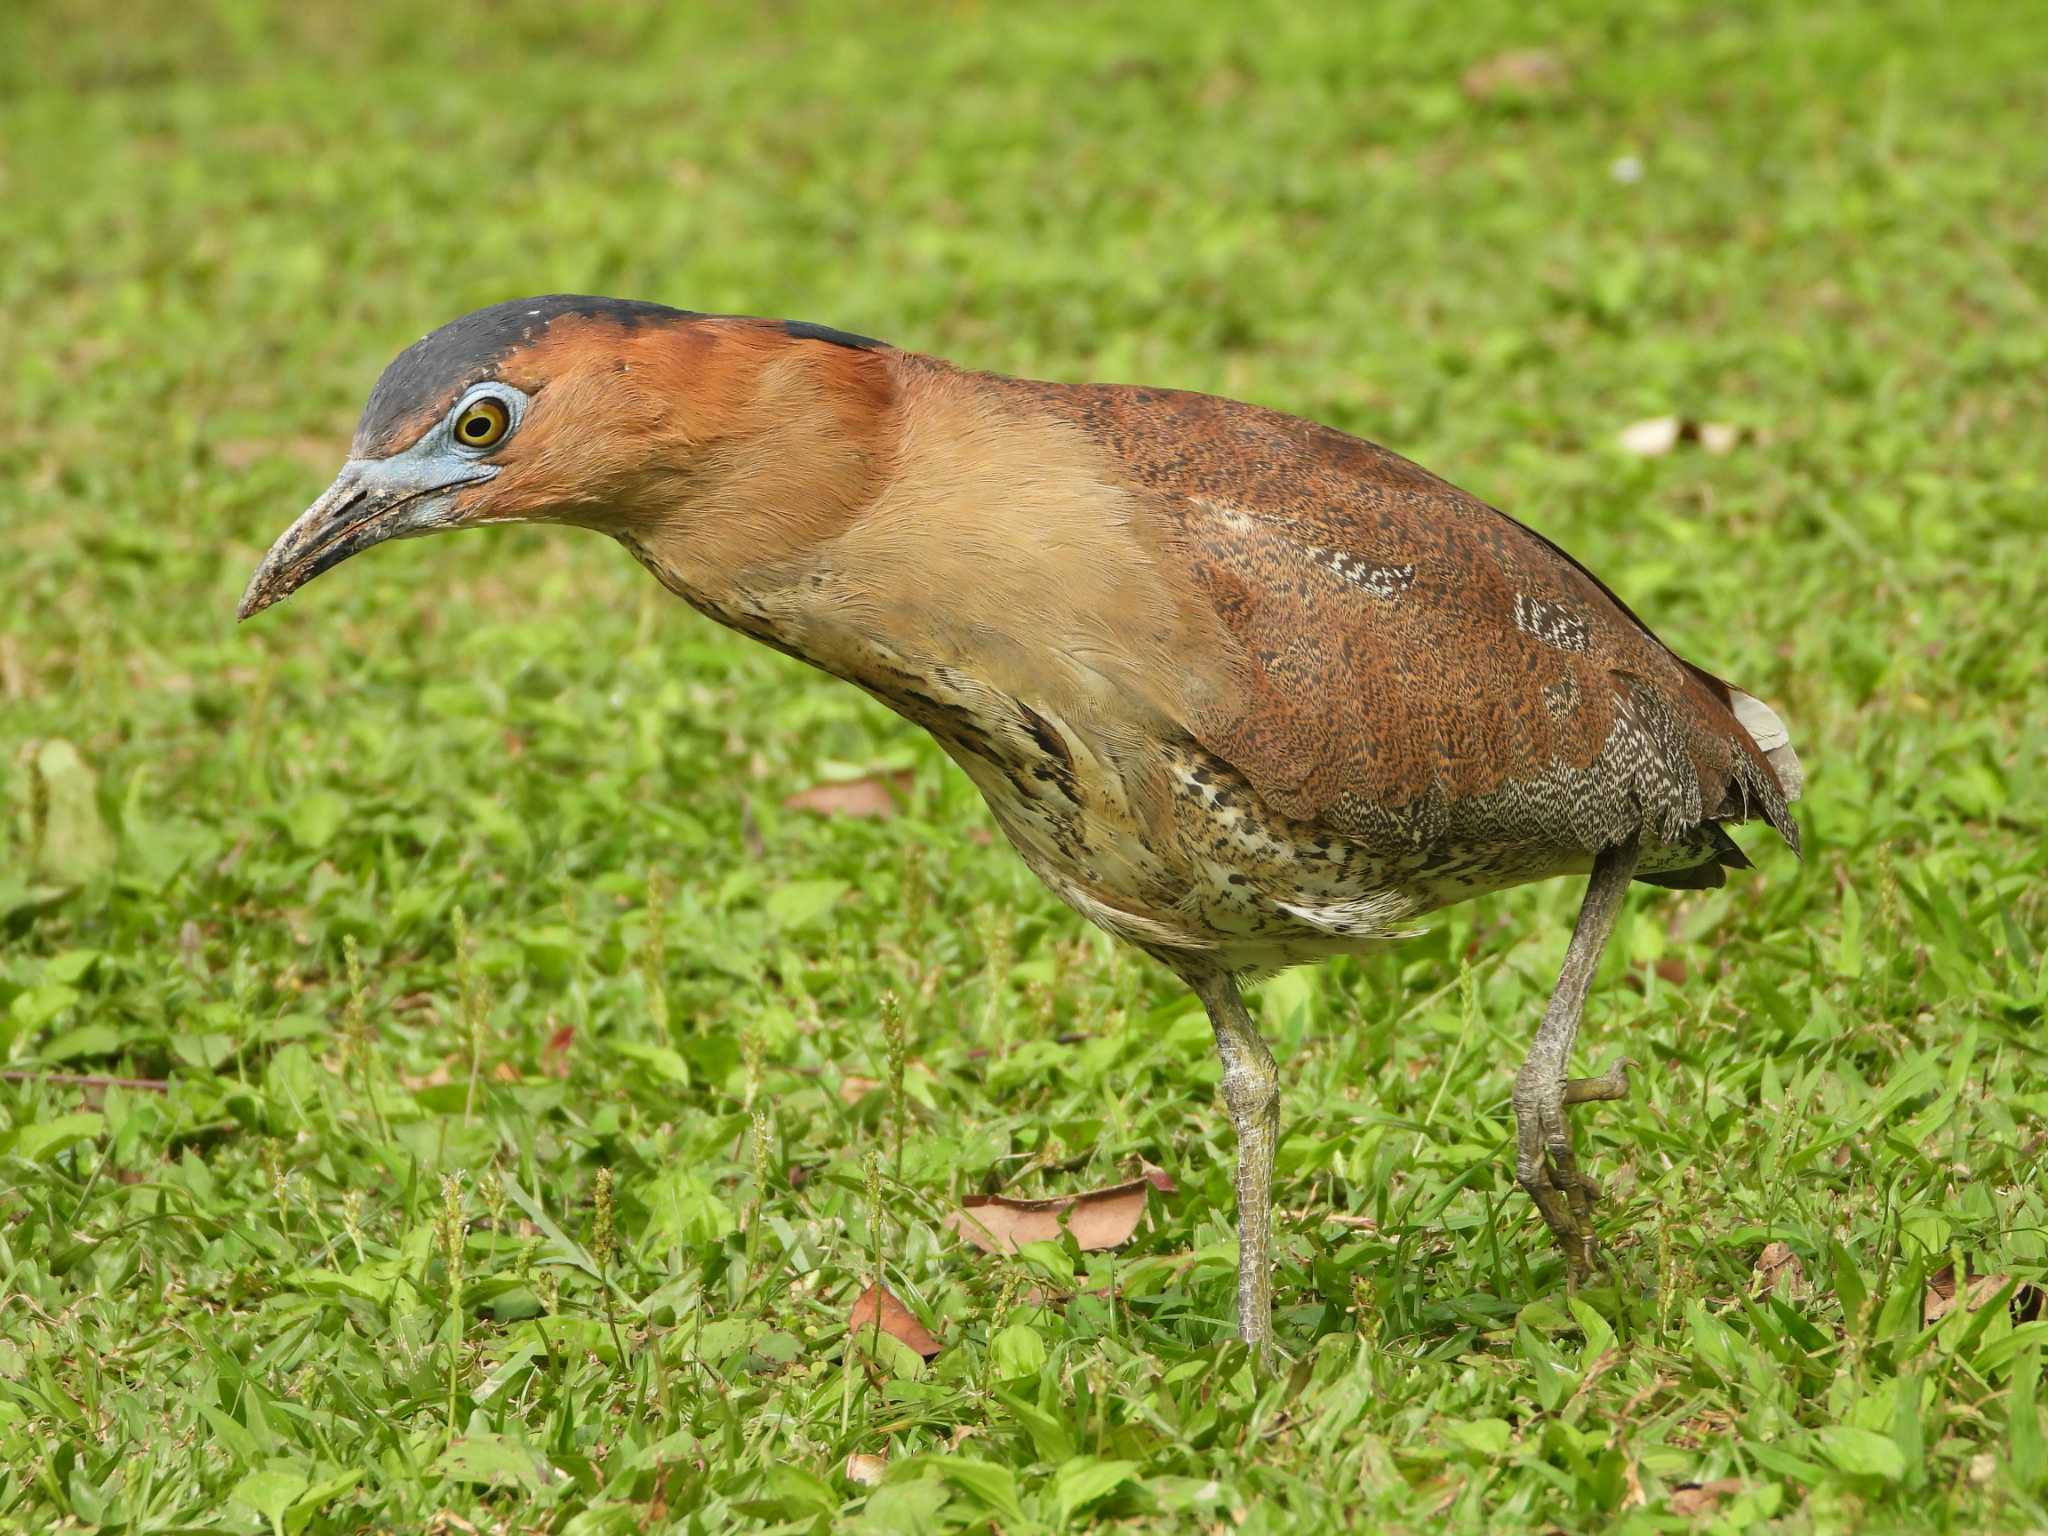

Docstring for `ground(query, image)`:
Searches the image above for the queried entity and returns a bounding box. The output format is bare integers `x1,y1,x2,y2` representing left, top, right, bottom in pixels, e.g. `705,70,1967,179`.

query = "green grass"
4,0,2047,1529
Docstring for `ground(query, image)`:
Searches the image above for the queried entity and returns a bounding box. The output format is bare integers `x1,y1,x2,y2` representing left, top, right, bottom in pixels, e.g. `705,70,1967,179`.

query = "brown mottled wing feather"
1044,382,1797,864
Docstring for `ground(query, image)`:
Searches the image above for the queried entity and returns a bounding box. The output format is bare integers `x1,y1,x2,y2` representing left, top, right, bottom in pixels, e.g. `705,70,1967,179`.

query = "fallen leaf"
847,1283,941,1359
782,772,911,820
1618,416,1683,457
1753,1241,1808,1300
1618,416,1752,457
1924,1264,2045,1325
1137,1160,1176,1194
844,1452,888,1487
838,1074,882,1105
1460,48,1570,101
944,1177,1157,1254
1668,1478,1745,1516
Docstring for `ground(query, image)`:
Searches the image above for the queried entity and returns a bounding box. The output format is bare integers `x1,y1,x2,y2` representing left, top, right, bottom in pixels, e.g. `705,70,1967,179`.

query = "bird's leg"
1188,970,1280,1353
1512,836,1640,1284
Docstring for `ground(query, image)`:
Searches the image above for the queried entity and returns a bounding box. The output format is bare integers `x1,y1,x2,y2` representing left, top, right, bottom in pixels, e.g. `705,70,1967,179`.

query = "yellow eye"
453,397,511,449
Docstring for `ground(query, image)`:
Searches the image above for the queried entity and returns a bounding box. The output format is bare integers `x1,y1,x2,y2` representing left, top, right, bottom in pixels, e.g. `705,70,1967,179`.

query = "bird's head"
236,295,891,620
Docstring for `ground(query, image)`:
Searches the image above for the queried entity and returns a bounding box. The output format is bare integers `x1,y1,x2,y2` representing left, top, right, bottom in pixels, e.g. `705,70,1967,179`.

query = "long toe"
1514,1104,1586,1261
1562,1056,1638,1105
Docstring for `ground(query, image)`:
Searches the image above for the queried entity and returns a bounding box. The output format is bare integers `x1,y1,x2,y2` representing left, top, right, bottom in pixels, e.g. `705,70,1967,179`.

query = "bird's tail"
1728,688,1804,802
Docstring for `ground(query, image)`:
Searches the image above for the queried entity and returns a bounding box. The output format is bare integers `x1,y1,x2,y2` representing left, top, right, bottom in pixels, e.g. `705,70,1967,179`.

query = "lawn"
3,0,2046,1529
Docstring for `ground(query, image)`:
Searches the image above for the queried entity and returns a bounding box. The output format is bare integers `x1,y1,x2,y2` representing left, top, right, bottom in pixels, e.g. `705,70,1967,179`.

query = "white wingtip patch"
1731,689,1804,800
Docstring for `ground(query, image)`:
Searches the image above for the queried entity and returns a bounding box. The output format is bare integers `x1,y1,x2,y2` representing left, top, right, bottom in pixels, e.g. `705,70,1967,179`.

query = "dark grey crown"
353,295,696,454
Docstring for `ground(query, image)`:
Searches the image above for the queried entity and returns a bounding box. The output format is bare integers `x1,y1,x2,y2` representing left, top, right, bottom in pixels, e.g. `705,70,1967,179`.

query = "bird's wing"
1048,381,1800,861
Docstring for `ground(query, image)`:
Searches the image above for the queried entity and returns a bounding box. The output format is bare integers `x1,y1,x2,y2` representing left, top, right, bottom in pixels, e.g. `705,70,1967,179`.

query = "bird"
238,295,1803,1353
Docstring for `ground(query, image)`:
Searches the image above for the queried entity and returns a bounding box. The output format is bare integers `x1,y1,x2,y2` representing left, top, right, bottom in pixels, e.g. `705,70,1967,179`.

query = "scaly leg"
1512,837,1640,1283
1188,970,1280,1352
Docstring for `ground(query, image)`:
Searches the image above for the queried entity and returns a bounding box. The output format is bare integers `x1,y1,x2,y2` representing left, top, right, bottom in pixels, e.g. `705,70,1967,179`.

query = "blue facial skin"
237,382,531,620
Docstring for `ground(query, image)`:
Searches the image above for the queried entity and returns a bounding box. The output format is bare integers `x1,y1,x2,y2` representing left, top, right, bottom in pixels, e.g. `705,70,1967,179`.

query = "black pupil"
465,413,493,438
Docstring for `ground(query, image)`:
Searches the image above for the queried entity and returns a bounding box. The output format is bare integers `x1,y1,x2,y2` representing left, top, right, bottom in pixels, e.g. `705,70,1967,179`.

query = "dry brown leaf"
1460,48,1570,101
838,1075,882,1104
1923,1264,2045,1325
943,1177,1156,1254
844,1452,888,1487
847,1282,941,1359
782,772,911,820
1137,1160,1177,1194
1668,1478,1745,1516
1753,1241,1809,1300
1923,1263,1960,1322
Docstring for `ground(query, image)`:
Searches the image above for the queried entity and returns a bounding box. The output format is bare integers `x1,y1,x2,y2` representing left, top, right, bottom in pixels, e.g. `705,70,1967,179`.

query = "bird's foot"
1514,1057,1637,1285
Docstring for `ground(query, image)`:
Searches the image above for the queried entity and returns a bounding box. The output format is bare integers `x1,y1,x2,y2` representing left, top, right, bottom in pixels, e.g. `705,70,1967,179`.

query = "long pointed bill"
237,458,491,620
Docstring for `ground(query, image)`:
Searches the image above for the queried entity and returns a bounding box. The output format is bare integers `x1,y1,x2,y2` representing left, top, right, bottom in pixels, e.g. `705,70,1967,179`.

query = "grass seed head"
480,1168,506,1232
592,1166,615,1271
741,1019,765,1108
341,1188,365,1251
751,1109,771,1192
439,1173,465,1294
880,989,907,1085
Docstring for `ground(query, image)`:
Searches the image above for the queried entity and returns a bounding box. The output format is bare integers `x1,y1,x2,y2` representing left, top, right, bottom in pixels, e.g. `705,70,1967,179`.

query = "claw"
1516,1055,1637,1282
